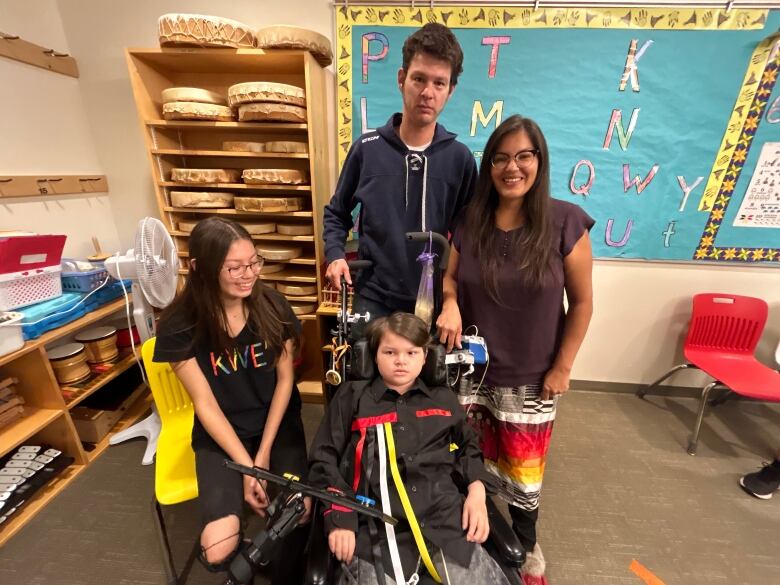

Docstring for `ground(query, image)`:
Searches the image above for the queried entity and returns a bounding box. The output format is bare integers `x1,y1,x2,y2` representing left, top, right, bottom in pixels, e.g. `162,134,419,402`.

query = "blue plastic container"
60,266,111,292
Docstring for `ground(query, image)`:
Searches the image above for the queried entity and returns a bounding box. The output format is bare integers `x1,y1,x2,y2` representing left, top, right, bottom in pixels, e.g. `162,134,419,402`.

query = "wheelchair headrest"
350,339,448,387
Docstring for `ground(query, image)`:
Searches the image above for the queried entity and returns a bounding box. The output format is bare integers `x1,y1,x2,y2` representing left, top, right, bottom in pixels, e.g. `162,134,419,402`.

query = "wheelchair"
305,291,525,585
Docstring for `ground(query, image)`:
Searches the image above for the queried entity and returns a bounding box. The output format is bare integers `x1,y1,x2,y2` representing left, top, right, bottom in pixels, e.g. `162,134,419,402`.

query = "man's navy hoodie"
323,113,477,310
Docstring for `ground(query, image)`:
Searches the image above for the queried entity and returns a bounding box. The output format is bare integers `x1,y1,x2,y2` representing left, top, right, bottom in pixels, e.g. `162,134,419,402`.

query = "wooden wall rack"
0,32,78,78
0,175,108,198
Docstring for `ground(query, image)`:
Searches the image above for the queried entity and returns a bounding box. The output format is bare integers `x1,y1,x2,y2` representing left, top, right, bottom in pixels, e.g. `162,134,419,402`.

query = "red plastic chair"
638,293,780,455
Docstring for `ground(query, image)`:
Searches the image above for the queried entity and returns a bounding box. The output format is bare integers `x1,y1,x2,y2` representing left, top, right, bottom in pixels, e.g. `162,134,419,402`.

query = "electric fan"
105,217,179,465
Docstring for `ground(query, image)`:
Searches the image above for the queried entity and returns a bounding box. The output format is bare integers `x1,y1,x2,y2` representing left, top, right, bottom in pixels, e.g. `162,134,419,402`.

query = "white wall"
10,0,778,385
0,0,121,259
55,0,336,254
584,261,780,387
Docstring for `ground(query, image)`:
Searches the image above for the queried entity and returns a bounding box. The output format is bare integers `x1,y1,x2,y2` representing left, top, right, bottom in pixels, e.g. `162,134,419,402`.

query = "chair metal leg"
637,364,691,398
687,382,718,456
152,497,180,585
708,387,733,407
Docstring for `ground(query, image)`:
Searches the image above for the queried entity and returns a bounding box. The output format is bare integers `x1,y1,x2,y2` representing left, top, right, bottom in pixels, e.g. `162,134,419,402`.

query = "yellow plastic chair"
142,337,199,585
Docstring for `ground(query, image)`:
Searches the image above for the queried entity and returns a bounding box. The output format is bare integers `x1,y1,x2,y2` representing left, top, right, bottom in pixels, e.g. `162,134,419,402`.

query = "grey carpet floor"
0,390,778,585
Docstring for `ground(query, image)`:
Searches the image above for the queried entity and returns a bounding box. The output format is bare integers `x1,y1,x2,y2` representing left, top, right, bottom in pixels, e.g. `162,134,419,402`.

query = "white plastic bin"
0,266,62,311
0,312,24,357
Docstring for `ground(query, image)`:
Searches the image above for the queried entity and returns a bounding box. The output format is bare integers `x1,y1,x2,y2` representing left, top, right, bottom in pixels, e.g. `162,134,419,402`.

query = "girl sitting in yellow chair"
153,217,310,583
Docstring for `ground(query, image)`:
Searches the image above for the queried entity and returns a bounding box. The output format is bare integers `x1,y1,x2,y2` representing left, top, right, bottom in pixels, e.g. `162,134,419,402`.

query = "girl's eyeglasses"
491,149,539,169
223,258,264,279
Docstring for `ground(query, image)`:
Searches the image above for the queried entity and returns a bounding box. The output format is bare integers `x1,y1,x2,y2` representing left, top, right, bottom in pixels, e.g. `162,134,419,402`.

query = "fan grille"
135,218,179,308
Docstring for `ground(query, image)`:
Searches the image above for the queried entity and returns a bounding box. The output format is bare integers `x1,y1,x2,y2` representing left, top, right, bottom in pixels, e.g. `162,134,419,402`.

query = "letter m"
471,100,504,136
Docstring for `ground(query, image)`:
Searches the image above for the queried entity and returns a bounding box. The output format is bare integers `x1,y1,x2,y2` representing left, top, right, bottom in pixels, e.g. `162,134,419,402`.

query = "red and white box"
0,234,67,311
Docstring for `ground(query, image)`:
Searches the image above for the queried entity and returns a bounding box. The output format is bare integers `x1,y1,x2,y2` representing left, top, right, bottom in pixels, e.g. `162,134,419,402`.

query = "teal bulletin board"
335,6,780,264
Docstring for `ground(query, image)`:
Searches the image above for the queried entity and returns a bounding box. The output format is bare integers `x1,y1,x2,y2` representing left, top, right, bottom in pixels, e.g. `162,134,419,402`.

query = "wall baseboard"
571,379,705,399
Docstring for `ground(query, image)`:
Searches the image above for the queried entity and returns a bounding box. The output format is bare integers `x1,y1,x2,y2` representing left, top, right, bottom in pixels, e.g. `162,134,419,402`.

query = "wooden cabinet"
0,298,151,546
126,48,331,402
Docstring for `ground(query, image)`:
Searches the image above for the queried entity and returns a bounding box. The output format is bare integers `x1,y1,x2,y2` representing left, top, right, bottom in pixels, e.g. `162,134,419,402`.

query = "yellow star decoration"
695,247,710,259
701,235,714,247
761,67,778,84
721,178,736,193
752,249,765,261
757,87,771,98
744,115,759,131
711,209,725,221
767,250,778,261
738,135,753,149
715,194,730,207
709,248,722,260
732,149,747,163
724,248,737,260
738,248,751,260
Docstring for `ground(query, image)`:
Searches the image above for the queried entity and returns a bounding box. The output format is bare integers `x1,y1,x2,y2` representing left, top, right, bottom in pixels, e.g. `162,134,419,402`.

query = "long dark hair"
464,115,552,303
158,217,298,361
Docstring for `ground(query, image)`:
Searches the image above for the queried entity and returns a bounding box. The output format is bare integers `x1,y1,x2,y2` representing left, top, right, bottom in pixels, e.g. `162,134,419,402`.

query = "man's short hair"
402,23,464,86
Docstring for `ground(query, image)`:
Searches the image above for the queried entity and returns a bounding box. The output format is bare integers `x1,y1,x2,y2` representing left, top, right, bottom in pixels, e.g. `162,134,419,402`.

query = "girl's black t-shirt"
153,289,302,448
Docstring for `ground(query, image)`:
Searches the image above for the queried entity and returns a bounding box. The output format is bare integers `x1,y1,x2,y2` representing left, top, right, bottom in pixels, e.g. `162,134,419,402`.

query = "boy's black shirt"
308,376,495,569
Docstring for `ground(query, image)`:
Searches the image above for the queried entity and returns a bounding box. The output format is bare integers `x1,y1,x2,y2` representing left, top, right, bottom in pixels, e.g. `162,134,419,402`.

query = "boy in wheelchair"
309,312,512,585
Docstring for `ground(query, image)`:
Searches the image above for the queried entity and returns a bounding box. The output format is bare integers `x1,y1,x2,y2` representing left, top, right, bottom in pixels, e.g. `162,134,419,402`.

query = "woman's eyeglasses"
223,258,264,279
491,149,539,169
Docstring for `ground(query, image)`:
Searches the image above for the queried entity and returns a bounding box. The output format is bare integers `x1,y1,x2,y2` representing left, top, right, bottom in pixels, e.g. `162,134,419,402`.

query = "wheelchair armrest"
486,497,525,568
304,502,336,585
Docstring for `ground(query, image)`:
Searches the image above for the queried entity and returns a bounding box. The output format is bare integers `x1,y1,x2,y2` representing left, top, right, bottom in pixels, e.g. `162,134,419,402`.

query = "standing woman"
437,115,594,585
153,217,310,583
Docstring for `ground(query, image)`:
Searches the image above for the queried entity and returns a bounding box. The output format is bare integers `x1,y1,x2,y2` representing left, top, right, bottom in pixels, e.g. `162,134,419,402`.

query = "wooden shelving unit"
163,206,313,218
62,352,138,409
127,48,332,400
0,408,63,456
151,148,308,159
0,298,151,546
157,181,312,191
85,391,153,463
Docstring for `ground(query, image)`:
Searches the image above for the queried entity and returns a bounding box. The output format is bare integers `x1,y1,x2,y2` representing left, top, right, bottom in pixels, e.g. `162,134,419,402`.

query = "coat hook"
42,49,69,57
534,0,541,11
725,0,734,13
37,177,63,183
0,31,20,40
0,178,12,183
78,177,101,181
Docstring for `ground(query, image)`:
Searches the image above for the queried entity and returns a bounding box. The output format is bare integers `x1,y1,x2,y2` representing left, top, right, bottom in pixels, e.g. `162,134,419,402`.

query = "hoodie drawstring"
404,152,428,232
421,155,428,232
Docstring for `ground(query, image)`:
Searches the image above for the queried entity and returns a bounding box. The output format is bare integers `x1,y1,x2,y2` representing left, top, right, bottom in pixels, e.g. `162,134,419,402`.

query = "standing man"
323,23,477,322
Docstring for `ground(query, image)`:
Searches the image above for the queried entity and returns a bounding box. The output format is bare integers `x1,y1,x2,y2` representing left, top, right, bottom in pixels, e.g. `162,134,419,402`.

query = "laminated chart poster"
734,142,780,228
335,6,780,264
